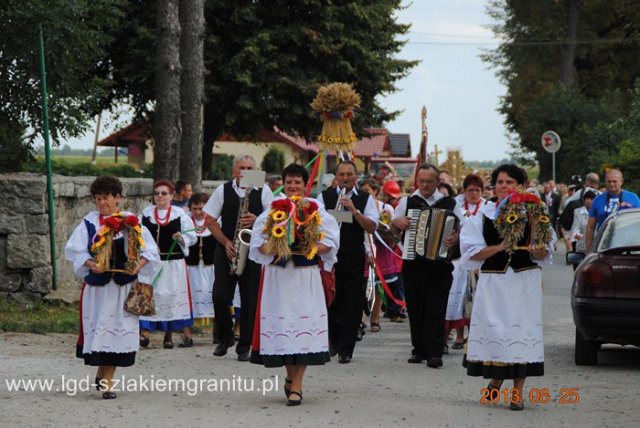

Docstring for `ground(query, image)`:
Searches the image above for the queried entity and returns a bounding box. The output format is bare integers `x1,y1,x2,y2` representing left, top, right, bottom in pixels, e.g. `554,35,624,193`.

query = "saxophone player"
203,154,274,361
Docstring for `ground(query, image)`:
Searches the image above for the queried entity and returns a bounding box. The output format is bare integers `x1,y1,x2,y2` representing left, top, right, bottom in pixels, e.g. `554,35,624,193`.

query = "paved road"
2,247,639,427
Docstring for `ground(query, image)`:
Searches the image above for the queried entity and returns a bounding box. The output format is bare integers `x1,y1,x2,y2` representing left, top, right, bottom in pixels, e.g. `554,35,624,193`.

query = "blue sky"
380,0,511,162
64,0,510,163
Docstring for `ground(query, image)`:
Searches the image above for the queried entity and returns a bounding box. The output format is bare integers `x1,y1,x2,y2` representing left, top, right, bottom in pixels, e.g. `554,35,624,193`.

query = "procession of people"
68,155,640,410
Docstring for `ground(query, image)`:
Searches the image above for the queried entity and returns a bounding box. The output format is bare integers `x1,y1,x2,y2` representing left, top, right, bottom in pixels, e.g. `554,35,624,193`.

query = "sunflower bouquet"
494,192,553,252
91,212,145,273
263,196,324,260
377,210,398,247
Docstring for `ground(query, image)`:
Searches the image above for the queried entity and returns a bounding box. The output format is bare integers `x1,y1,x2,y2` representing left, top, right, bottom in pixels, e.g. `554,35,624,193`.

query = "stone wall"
0,173,218,306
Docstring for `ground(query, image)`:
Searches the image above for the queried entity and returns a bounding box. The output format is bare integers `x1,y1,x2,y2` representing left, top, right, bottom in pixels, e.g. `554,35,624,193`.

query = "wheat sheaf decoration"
311,82,361,152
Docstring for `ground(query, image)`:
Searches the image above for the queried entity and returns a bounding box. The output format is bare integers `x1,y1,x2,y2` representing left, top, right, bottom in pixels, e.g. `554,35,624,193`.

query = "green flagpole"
38,24,57,290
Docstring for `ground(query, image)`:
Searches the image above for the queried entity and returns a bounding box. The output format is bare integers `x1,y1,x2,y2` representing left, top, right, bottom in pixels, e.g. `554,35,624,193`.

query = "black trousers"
402,259,453,359
329,252,366,358
213,247,260,354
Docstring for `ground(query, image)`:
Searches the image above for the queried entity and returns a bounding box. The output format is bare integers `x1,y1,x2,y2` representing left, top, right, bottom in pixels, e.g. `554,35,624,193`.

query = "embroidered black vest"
83,220,137,286
220,181,264,241
185,235,216,266
142,215,184,260
321,188,369,255
404,194,461,260
480,215,539,273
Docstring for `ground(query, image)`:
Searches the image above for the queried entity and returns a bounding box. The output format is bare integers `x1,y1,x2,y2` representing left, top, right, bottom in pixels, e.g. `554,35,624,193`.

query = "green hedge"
22,158,152,178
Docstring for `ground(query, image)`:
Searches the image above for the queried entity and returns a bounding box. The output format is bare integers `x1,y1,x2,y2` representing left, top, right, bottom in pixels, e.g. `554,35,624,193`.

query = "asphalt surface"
1,246,639,427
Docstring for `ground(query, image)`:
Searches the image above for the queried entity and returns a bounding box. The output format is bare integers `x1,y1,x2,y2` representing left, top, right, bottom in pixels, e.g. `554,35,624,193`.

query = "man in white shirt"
203,154,273,361
317,161,377,364
392,163,464,368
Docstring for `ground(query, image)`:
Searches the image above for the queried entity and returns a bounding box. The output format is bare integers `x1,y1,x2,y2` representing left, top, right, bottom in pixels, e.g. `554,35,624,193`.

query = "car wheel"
575,329,598,365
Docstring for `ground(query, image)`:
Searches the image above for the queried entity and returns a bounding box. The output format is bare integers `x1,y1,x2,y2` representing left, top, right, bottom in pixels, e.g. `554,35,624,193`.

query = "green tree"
0,0,126,146
261,146,285,173
201,0,417,178
483,0,640,179
0,113,30,173
97,0,417,179
153,0,181,180
210,154,234,180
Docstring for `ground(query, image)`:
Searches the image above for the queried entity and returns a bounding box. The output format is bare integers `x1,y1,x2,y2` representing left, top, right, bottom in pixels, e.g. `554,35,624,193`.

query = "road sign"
541,130,561,153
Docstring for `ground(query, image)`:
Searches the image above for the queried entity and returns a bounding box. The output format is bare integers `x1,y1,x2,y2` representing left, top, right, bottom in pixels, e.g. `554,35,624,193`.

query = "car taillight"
577,262,614,297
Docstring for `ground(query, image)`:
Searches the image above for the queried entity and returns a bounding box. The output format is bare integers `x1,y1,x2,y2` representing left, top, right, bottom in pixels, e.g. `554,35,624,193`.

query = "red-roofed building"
97,119,414,177
96,120,152,168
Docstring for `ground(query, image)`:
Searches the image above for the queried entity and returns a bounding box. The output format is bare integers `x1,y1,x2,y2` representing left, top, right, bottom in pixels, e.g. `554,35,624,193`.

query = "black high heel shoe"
487,380,503,393
286,390,302,406
509,400,524,411
102,391,117,399
284,378,292,398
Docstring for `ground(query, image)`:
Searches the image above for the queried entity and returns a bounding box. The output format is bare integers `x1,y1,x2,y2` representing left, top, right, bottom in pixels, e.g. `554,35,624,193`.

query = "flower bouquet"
92,212,145,273
494,192,553,252
377,210,399,247
263,196,324,260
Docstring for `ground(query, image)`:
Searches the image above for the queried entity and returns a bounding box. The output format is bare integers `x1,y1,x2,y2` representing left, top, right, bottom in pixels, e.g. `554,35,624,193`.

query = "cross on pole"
431,144,443,166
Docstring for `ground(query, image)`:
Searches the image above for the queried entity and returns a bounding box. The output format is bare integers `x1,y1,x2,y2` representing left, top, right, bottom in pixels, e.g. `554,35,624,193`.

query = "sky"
64,0,510,163
380,0,510,162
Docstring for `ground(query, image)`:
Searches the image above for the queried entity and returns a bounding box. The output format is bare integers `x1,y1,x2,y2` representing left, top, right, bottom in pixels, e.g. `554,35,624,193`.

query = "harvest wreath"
91,212,144,273
262,196,324,260
494,191,553,252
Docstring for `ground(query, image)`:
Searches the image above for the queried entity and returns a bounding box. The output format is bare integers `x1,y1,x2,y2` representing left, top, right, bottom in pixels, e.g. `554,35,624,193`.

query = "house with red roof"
97,119,414,177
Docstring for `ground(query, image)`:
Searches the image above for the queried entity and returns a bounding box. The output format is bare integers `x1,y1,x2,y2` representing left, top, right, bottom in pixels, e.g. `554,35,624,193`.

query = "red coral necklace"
464,200,481,217
193,215,207,235
154,206,171,226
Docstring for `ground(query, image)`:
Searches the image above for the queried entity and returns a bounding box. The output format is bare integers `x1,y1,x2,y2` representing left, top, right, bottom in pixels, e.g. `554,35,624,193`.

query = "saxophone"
229,186,253,276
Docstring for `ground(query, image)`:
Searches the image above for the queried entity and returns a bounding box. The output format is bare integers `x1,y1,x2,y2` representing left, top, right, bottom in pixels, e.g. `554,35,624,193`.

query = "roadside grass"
0,299,209,335
0,299,78,334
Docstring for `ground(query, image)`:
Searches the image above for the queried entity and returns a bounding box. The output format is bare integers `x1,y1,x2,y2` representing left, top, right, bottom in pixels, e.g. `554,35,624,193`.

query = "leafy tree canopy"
0,0,126,146
483,0,640,181
99,0,418,178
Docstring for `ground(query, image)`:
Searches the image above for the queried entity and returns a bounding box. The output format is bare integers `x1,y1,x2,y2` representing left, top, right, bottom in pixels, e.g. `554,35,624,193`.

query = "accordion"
402,208,460,261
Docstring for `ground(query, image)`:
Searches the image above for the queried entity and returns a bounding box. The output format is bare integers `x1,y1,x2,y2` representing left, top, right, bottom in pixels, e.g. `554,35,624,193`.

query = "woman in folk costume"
182,192,217,347
460,164,555,411
65,175,159,399
139,179,197,349
249,163,340,406
444,173,485,351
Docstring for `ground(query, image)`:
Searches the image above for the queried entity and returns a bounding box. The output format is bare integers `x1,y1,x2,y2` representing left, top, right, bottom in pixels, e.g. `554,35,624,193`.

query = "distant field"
42,155,123,166
28,155,149,177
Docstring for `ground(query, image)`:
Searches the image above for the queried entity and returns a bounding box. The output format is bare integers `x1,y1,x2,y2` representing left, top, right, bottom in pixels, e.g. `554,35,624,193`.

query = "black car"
568,208,640,365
